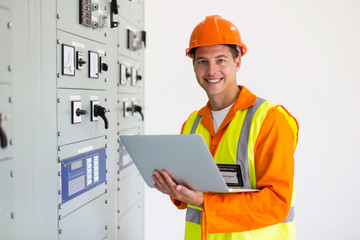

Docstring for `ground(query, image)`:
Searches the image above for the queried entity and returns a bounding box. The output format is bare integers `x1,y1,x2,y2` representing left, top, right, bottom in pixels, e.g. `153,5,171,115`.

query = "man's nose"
207,61,218,75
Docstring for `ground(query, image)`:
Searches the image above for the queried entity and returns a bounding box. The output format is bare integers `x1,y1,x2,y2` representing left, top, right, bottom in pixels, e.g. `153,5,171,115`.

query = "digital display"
71,160,83,171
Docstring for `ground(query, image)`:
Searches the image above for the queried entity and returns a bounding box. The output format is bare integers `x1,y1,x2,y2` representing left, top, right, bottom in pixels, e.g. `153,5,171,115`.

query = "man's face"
193,45,241,100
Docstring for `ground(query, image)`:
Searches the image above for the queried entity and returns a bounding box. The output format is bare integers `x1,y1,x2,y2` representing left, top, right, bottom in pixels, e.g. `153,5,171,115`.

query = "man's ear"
235,56,241,72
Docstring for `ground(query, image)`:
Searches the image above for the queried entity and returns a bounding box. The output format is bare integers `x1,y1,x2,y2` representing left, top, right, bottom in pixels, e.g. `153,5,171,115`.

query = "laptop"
119,134,258,193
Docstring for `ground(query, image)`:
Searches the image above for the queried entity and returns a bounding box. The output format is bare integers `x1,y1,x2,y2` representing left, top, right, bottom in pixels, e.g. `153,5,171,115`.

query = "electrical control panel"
0,0,145,239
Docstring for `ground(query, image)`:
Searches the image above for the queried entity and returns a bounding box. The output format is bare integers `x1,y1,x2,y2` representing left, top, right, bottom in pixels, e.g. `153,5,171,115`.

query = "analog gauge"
62,44,75,76
89,51,99,79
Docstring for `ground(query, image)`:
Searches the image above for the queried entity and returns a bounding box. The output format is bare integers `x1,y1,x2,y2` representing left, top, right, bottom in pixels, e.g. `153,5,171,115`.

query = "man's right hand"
152,170,204,208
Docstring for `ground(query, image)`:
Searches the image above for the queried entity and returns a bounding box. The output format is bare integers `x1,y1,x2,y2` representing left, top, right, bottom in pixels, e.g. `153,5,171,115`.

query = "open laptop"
120,134,258,193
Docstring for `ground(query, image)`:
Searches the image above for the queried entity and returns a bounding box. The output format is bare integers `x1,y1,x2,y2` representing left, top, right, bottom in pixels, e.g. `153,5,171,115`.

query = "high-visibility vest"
182,97,297,240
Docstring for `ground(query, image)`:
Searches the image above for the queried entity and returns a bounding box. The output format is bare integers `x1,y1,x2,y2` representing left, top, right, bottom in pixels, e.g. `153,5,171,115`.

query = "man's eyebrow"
215,55,229,59
195,56,207,61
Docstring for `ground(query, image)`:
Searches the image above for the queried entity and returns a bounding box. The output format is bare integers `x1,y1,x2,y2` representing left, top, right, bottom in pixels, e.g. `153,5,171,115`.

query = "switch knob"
76,108,88,116
94,105,109,129
78,58,87,66
101,63,108,72
0,113,8,149
126,104,144,121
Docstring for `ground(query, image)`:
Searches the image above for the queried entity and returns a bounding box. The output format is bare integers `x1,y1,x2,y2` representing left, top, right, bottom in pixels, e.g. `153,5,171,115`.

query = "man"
152,15,298,240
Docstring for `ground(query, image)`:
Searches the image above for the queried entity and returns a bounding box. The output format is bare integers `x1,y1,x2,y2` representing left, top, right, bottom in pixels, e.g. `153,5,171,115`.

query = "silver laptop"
120,134,258,193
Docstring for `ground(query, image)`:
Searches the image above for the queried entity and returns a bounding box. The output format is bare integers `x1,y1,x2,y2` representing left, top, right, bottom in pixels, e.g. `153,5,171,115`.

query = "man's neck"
209,87,240,111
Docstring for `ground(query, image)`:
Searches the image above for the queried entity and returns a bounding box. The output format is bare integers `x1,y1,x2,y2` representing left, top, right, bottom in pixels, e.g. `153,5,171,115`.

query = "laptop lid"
120,134,257,193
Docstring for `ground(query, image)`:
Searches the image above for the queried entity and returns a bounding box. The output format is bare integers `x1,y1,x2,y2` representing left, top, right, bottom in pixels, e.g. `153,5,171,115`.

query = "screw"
57,14,60,19
57,98,60,103
58,171,61,176
57,73,60,78
105,226,108,230
117,226,120,230
105,200,108,204
58,132,60,137
7,22,12,29
59,229,62,234
59,215,62,220
57,39,60,44
9,139,13,145
10,171,14,178
104,33,107,37
10,212,15,219
58,146,61,151
8,65,12,72
8,97,12,103
58,190,61,195
58,204,62,209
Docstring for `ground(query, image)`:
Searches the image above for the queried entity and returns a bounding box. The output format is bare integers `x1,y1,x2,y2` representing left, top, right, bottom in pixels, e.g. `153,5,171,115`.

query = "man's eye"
217,59,225,64
198,60,206,65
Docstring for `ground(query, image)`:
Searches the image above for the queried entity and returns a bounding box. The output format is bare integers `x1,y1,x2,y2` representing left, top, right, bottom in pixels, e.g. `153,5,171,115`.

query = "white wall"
144,0,360,239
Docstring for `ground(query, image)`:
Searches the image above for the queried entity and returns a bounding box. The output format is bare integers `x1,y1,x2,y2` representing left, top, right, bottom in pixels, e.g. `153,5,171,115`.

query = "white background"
143,0,360,239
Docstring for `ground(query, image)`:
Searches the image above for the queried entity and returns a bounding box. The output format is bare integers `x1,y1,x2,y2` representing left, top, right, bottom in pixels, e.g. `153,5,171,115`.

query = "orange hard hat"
186,15,247,58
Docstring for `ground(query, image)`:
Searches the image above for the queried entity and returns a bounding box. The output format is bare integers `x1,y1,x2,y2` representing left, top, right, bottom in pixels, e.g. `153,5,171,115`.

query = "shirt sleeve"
203,106,298,233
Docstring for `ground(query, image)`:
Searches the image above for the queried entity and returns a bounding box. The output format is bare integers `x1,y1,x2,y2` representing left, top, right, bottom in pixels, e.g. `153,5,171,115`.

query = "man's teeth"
207,79,221,83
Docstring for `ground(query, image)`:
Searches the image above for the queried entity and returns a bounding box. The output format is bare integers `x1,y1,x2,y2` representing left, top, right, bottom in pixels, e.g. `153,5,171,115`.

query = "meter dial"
62,44,75,76
89,51,99,79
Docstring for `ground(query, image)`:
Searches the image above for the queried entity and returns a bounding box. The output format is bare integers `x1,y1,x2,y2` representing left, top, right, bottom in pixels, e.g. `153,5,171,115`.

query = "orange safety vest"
181,97,298,240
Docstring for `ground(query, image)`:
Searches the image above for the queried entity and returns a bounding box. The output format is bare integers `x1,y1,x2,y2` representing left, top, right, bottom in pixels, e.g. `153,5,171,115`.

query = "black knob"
0,113,8,149
78,58,87,66
101,63,108,72
94,105,109,129
76,108,88,116
126,105,144,121
137,75,142,81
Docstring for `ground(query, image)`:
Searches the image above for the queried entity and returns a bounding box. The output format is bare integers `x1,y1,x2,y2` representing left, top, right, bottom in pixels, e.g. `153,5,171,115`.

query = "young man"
152,15,298,240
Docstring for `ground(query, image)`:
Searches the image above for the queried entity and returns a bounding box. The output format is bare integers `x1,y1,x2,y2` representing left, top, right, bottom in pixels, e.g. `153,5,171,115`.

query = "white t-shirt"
211,104,233,133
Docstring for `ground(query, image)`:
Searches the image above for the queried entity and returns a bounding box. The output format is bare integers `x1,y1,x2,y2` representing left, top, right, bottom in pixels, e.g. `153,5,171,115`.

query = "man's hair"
190,44,240,60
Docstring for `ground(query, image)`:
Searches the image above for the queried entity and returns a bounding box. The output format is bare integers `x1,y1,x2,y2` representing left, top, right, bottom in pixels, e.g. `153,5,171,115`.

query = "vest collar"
197,85,257,136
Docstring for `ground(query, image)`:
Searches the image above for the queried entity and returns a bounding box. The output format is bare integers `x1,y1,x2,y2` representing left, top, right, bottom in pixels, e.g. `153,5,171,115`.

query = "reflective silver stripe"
283,206,295,223
237,97,266,189
186,207,202,225
190,115,202,134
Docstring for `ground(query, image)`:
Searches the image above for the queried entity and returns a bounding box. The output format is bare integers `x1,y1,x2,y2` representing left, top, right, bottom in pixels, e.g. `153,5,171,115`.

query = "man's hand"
152,170,204,208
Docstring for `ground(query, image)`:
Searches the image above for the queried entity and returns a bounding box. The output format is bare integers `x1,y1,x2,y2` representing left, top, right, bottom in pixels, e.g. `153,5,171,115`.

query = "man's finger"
161,170,177,187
